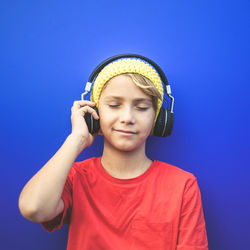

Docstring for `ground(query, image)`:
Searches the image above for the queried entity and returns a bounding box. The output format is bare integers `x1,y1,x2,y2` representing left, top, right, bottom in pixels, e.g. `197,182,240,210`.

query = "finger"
77,106,99,120
71,101,96,112
73,100,96,108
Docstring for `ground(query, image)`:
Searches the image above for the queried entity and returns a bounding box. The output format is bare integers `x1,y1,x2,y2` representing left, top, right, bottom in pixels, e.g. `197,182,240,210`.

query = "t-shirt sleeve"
176,176,208,250
40,164,76,233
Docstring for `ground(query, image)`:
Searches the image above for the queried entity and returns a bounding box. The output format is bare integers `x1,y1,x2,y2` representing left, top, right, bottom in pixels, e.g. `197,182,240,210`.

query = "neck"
101,140,152,179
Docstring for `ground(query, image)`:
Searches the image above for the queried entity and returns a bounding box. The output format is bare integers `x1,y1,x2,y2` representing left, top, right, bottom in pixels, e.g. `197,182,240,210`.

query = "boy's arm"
18,100,99,223
18,133,86,223
176,177,208,250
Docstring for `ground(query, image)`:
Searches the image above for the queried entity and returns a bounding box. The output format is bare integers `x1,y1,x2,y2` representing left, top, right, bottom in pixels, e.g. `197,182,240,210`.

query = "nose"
119,106,135,124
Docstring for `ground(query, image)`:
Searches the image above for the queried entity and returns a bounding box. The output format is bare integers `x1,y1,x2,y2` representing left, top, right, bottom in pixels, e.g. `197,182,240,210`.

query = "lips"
115,129,137,134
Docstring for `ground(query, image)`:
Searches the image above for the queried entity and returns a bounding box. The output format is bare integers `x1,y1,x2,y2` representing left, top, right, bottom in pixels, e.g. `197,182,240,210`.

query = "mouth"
114,129,137,135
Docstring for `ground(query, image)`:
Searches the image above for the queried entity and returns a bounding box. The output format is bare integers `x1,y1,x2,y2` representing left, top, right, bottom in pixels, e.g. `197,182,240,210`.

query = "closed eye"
137,107,149,111
108,104,120,108
108,104,149,111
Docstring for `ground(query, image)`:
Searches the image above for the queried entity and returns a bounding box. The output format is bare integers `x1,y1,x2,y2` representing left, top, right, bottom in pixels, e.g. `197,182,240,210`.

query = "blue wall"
1,0,249,249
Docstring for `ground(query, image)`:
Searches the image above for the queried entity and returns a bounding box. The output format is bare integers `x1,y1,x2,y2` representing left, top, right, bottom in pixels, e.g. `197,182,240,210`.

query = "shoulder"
154,160,196,178
74,157,99,168
145,160,201,204
153,160,197,187
67,157,100,179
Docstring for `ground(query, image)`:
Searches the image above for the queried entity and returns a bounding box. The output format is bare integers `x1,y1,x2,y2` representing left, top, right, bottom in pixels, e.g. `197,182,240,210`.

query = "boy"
18,56,208,249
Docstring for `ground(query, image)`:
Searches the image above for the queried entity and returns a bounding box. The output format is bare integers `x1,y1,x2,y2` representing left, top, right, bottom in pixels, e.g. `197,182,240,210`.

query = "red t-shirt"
41,157,208,250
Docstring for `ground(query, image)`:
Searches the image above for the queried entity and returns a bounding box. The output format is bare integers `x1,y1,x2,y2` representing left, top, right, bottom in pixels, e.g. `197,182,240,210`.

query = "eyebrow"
103,96,153,103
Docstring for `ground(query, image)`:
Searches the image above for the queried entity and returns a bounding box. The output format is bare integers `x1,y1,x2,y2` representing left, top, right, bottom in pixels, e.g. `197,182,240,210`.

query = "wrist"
67,133,88,153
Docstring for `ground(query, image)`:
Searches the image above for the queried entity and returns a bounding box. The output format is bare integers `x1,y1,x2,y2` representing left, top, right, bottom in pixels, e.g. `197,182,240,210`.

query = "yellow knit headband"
90,58,164,128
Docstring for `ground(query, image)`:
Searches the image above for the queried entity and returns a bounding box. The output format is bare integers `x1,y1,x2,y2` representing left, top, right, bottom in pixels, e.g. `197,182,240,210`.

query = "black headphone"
82,53,174,137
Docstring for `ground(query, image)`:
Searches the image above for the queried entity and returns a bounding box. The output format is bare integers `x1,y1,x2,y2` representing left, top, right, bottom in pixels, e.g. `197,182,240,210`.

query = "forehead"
99,74,151,101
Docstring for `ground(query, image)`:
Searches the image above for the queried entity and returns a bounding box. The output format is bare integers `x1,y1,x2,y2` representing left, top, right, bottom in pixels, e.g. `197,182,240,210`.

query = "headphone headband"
83,53,174,114
88,53,169,86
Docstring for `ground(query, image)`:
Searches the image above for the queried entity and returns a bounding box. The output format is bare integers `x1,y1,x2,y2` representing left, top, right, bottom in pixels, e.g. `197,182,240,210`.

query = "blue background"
1,0,249,249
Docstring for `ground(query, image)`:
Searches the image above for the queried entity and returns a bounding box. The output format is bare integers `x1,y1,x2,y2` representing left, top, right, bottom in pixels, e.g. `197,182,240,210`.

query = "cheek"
147,110,156,125
98,108,113,129
145,113,156,134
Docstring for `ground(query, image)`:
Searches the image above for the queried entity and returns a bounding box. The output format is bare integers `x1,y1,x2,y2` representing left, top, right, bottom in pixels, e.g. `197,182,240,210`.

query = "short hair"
101,73,162,112
125,73,162,112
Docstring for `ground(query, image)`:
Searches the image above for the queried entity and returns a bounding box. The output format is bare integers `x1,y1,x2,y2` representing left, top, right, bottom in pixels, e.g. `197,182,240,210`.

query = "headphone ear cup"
154,107,174,137
166,111,174,136
84,106,100,134
154,107,166,137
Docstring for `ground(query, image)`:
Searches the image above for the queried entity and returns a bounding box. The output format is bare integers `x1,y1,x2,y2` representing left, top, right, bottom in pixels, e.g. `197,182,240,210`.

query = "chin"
116,145,138,152
112,141,145,152
103,134,148,153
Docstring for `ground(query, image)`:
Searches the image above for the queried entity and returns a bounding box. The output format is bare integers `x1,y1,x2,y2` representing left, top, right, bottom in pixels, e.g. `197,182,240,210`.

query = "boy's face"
98,74,156,152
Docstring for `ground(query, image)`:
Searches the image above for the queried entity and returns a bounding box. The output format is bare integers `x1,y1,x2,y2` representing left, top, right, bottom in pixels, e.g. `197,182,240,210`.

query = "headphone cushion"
154,107,166,137
154,108,174,137
84,107,100,134
166,111,174,137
